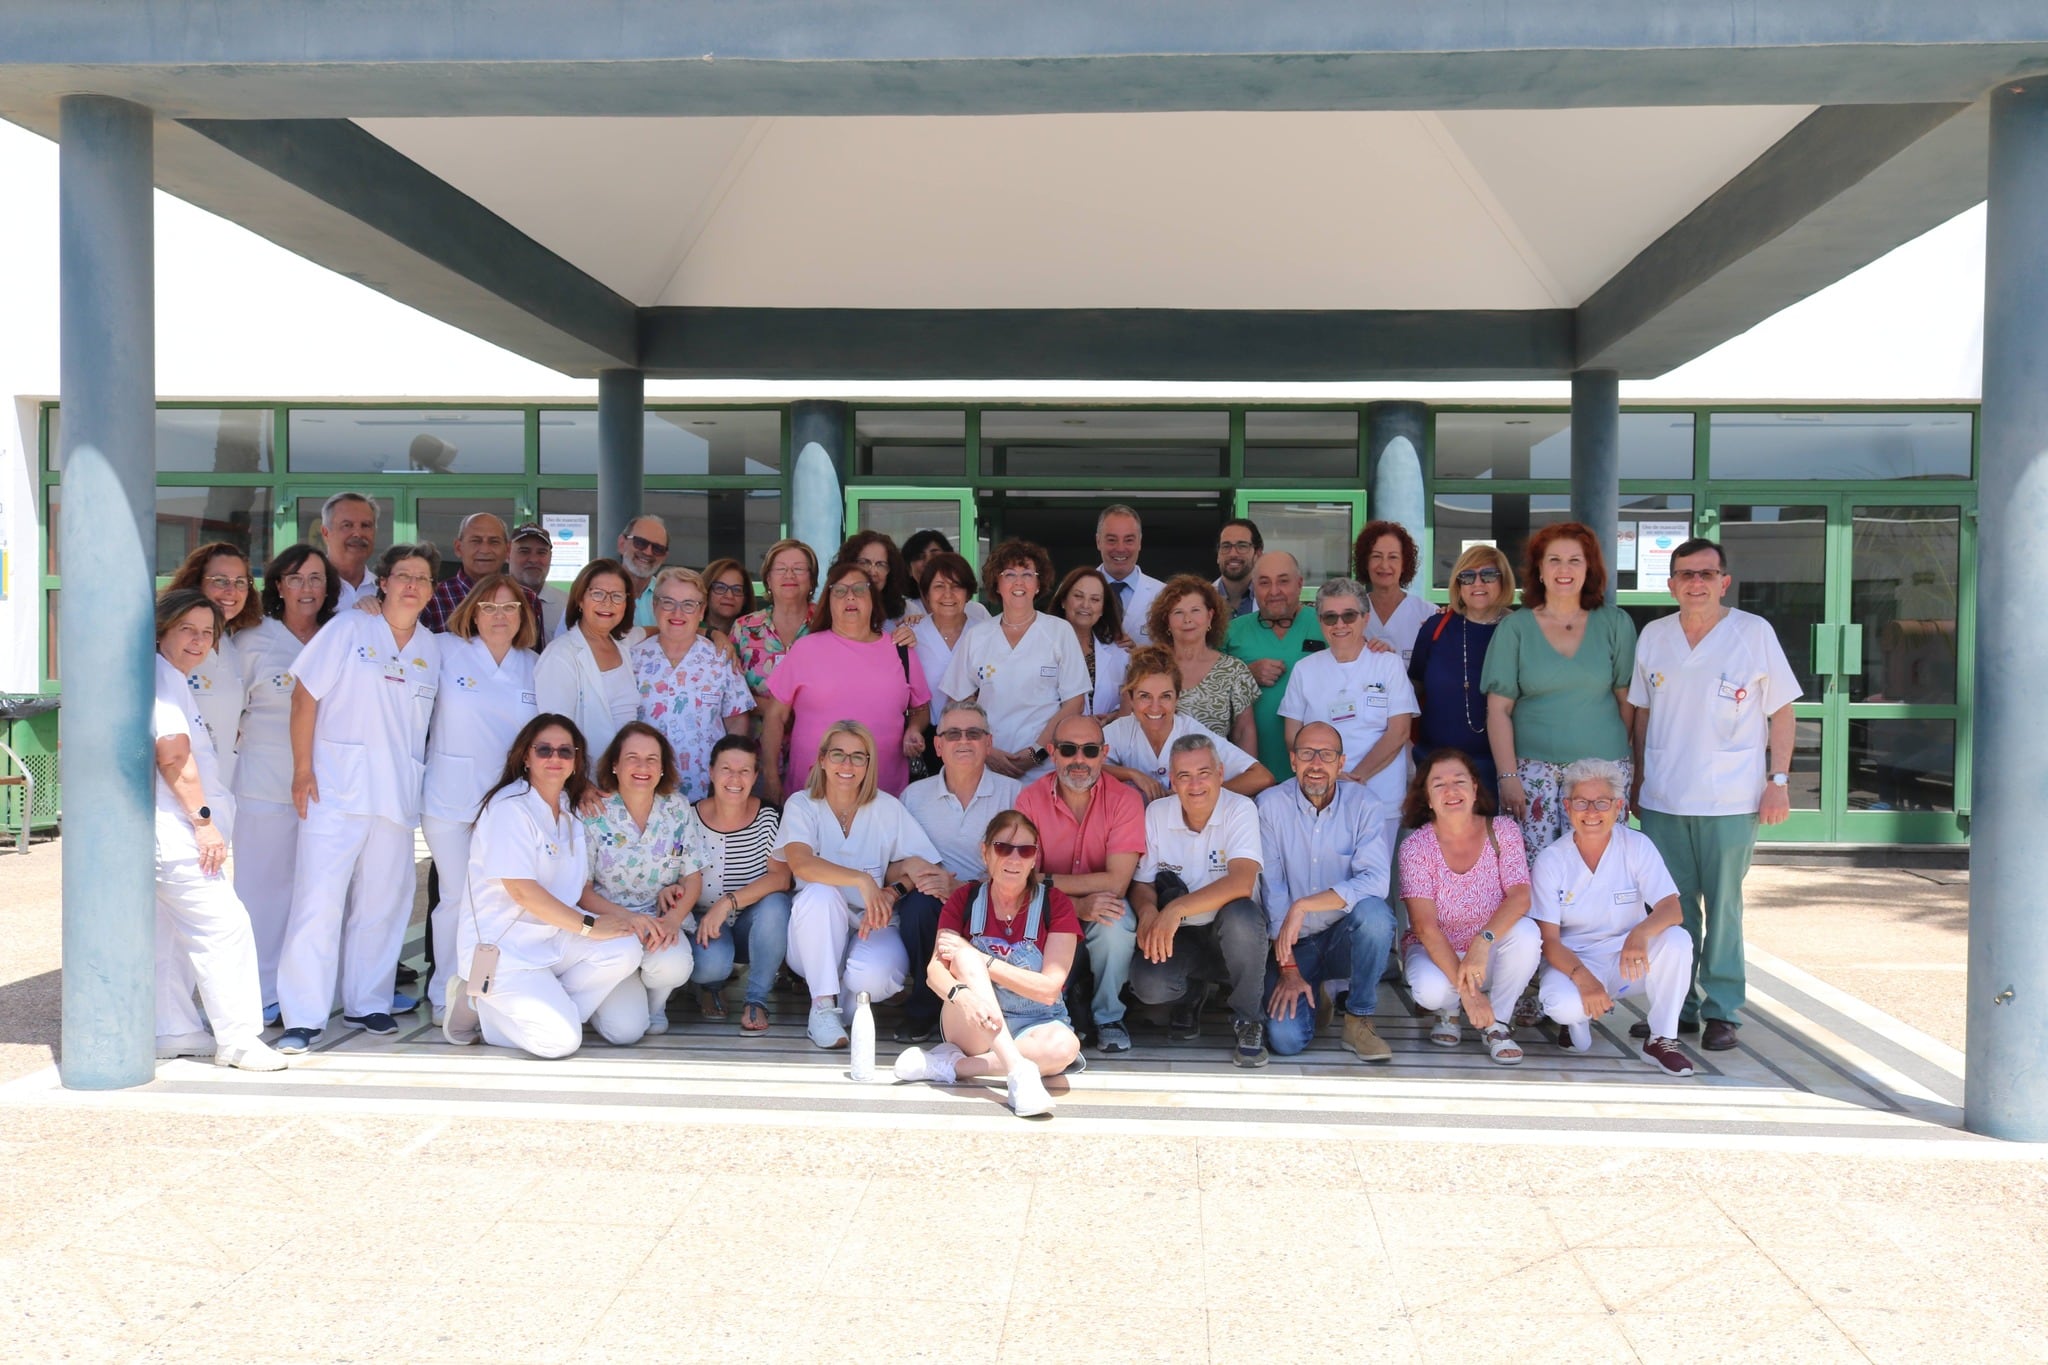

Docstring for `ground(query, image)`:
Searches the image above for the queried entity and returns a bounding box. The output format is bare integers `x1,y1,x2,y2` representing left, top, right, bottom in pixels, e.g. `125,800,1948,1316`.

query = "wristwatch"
1031,745,1050,764
1478,929,1496,944
1769,773,1789,787
947,983,972,1001
579,911,596,937
192,805,212,824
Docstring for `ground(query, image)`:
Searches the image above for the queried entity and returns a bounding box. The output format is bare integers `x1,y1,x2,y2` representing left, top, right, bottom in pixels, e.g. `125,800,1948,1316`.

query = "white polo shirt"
776,790,942,910
1277,648,1420,808
1365,591,1438,664
424,635,540,824
1530,825,1680,958
901,766,1023,881
1103,713,1258,789
154,654,234,856
1629,608,1803,817
290,611,441,824
1135,789,1264,927
460,782,590,974
939,612,1091,756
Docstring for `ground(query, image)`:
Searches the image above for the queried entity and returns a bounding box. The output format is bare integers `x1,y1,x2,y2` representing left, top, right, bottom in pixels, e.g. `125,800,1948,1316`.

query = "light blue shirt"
1253,779,1392,938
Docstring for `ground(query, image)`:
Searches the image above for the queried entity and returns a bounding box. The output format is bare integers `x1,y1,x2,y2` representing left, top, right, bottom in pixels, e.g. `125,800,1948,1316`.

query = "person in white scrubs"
1530,758,1697,1077
319,491,381,612
442,715,647,1058
273,543,443,1054
1103,645,1273,801
232,544,338,1020
149,590,287,1072
1054,566,1130,720
909,552,990,731
778,721,949,1049
1353,520,1437,664
162,542,263,794
939,538,1089,783
422,573,541,1019
534,557,643,773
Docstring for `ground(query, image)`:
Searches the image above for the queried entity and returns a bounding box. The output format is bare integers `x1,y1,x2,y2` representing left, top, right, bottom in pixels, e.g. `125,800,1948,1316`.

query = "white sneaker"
808,1003,849,1049
443,979,481,1046
1006,1065,1055,1118
155,1032,215,1060
894,1041,964,1084
214,1040,289,1072
645,1013,671,1037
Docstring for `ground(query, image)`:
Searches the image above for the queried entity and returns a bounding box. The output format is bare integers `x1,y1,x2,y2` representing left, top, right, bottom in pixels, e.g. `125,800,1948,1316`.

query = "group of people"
149,492,1798,1116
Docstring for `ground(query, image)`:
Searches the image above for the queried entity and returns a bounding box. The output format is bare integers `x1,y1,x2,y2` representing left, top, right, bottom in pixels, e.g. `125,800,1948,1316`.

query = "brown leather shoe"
1701,1019,1739,1051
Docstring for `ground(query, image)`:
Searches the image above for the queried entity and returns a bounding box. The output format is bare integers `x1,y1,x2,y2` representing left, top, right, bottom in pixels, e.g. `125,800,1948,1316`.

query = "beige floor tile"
627,1173,870,1292
1193,1136,1367,1190
1408,1308,1638,1363
1384,1246,1587,1314
1763,1243,1974,1312
1545,1192,1754,1251
466,1217,665,1286
825,1176,1033,1305
385,1281,614,1364
1370,1191,1566,1253
1351,1140,1536,1196
500,1168,703,1228
1830,1307,2046,1365
1575,1246,1810,1315
1617,1306,1869,1364
1012,1186,1208,1307
65,1201,242,1271
998,1300,1208,1363
1196,1189,1396,1305
145,1279,430,1362
1206,1308,1420,1363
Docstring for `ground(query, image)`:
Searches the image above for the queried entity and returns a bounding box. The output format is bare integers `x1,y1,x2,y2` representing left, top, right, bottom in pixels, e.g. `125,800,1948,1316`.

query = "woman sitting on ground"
894,809,1081,1118
684,734,795,1035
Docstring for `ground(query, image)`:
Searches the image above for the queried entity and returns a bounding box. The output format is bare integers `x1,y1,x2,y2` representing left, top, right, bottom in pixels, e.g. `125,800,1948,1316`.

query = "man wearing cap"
508,521,569,641
420,512,542,633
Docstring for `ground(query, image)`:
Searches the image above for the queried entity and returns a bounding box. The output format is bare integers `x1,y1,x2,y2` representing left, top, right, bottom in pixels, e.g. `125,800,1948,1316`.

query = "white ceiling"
359,106,1814,312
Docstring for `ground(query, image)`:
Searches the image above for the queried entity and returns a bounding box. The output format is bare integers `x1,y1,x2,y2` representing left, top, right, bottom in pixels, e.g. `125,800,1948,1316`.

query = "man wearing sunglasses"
613,514,671,628
1015,714,1148,1052
898,701,1022,1041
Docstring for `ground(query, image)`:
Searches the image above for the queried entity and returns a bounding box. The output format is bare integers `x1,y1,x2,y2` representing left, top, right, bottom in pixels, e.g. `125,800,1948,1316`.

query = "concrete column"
1364,401,1427,552
1967,77,2048,1142
789,400,850,573
596,368,644,549
1569,369,1621,573
57,96,157,1090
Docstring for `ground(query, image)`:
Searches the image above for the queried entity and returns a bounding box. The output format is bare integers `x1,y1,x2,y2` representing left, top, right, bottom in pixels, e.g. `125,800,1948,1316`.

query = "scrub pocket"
313,738,368,810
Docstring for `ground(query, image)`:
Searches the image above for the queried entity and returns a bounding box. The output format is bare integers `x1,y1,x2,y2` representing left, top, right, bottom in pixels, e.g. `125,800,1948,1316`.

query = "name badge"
1330,694,1358,721
1613,887,1639,905
521,691,538,705
1718,679,1748,703
1039,665,1059,679
413,684,438,702
383,670,407,685
1364,693,1389,708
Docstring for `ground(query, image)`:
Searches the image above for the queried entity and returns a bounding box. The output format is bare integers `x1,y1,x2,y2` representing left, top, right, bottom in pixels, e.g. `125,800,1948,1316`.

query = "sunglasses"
530,742,577,760
1455,568,1503,585
625,533,669,559
937,727,990,742
991,840,1038,861
1054,741,1105,759
1319,608,1363,626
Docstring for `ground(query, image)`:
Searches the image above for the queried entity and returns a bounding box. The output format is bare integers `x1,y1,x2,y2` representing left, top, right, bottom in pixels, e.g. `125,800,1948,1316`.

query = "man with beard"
508,522,569,641
319,492,380,611
1014,712,1147,1053
1212,518,1262,618
614,513,671,628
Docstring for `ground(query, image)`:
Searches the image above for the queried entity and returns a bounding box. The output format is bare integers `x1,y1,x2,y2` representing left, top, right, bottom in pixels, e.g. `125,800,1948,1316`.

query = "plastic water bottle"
849,992,876,1081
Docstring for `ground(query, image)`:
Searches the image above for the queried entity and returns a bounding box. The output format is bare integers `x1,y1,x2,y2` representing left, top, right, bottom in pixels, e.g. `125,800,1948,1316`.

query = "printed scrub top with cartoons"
583,791,711,914
1629,608,1802,818
1134,788,1264,927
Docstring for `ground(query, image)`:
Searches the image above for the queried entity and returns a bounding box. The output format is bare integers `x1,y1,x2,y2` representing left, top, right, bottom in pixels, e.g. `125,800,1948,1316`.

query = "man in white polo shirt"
1628,538,1800,1054
1129,733,1269,1067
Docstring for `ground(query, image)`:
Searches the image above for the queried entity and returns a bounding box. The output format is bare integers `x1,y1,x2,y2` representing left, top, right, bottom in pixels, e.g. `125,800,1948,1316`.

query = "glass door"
845,486,978,568
1233,489,1368,587
281,485,527,581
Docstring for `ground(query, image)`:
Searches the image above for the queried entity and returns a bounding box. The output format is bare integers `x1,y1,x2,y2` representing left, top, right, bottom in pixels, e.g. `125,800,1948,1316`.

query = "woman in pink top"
759,557,931,801
1397,749,1541,1065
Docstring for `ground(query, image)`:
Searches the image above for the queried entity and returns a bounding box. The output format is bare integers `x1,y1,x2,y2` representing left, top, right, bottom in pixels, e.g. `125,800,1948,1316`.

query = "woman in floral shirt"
581,722,708,1042
633,567,755,800
730,539,817,700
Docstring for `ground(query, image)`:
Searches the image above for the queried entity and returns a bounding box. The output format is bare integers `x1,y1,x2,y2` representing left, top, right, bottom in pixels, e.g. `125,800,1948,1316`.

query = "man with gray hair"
1129,731,1270,1066
1225,549,1322,776
319,492,381,611
420,512,542,632
1095,503,1165,644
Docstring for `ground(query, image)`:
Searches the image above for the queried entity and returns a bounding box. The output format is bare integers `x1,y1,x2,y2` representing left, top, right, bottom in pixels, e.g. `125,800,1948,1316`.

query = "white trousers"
277,805,418,1030
1404,917,1542,1021
421,814,474,1012
232,798,299,1010
589,938,695,1045
476,932,644,1059
786,883,908,1014
153,851,264,1049
1539,924,1695,1042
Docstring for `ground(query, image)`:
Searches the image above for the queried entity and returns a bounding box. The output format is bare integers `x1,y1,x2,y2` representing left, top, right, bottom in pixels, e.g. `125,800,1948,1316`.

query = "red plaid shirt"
420,568,543,634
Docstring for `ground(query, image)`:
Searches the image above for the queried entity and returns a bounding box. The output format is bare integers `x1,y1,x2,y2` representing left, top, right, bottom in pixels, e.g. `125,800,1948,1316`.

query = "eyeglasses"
530,742,577,760
709,582,748,597
1292,747,1340,764
825,748,872,767
829,582,871,599
1319,608,1363,626
654,597,704,615
281,573,327,589
991,840,1038,861
624,534,669,559
999,568,1039,581
1566,797,1618,813
1053,741,1105,759
583,589,628,606
769,564,809,579
385,571,433,588
1672,568,1725,582
1455,568,1504,585
475,600,523,616
937,727,990,742
1217,539,1257,553
202,574,252,592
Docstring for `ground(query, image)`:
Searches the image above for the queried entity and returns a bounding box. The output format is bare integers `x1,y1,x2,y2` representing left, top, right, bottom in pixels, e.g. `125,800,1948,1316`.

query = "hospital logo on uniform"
454,674,480,690
355,645,379,662
269,671,294,691
1650,672,1666,689
1207,850,1227,871
186,674,213,693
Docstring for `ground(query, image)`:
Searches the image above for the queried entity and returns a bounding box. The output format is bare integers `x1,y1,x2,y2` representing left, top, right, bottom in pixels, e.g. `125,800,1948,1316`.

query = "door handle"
1812,624,1839,676
1841,624,1864,676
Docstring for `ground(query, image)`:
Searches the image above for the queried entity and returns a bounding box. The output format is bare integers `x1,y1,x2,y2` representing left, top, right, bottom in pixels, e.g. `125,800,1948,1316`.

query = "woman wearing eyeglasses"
779,721,948,1049
535,557,644,773
274,543,443,1054
893,809,1081,1118
1145,574,1261,753
420,573,541,1021
909,551,991,736
631,566,755,801
162,542,265,791
698,557,756,643
939,538,1090,784
1407,545,1517,802
731,539,817,706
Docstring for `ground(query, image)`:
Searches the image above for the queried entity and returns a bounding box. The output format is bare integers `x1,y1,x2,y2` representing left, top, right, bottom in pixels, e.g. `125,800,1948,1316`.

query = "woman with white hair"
1529,757,1697,1077
631,565,755,800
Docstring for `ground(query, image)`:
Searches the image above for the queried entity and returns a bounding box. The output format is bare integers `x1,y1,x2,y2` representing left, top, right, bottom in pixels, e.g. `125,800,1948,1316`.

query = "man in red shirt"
1015,714,1146,1052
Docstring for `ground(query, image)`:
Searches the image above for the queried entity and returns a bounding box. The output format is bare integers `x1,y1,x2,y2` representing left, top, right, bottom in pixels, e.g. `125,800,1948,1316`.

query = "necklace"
1458,615,1488,735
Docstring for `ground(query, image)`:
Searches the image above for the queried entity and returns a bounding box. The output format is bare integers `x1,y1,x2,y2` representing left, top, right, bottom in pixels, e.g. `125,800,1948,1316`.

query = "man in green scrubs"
1225,552,1323,777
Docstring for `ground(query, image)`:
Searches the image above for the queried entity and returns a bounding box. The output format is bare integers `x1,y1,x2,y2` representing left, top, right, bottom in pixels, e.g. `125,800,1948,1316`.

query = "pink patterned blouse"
731,609,810,696
1397,817,1530,953
631,634,754,801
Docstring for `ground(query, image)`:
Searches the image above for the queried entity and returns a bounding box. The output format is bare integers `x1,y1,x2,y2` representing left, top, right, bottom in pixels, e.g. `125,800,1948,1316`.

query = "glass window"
981,410,1227,478
48,485,273,576
1614,495,1693,593
855,411,966,477
1242,500,1356,585
1708,411,1972,480
850,498,971,564
537,488,782,580
1851,504,1960,706
288,409,526,475
1434,411,1694,480
538,409,782,476
1431,492,1569,588
44,590,58,682
1849,719,1955,813
46,407,275,474
1244,411,1359,480
979,490,1227,583
414,497,523,578
1717,504,1827,698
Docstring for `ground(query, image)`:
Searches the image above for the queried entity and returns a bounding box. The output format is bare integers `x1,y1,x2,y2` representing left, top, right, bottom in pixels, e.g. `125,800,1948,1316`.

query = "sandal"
1428,1011,1461,1048
698,987,727,1019
1483,1024,1524,1066
740,1002,770,1035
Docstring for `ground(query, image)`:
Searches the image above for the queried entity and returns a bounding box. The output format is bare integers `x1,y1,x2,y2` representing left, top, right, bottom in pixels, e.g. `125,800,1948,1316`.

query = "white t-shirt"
1135,789,1264,927
290,611,441,824
424,635,540,823
901,767,1022,881
775,790,942,910
1629,608,1803,817
1529,825,1680,958
184,631,246,792
1365,591,1438,664
1103,713,1257,789
911,603,991,727
460,782,590,974
232,617,307,808
1278,648,1421,808
939,612,1091,755
153,654,235,857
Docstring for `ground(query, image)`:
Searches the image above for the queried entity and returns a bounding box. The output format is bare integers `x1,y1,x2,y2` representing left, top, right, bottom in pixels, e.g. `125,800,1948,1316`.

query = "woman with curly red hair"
1352,520,1436,664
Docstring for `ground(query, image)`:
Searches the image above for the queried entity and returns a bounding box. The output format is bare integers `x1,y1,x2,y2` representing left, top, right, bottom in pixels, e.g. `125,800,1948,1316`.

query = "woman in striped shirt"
685,735,793,1034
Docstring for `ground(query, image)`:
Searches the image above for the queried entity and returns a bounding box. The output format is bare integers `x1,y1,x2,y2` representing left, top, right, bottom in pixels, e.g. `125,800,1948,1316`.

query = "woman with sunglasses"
535,557,644,773
893,809,1081,1118
1407,545,1517,802
632,566,755,801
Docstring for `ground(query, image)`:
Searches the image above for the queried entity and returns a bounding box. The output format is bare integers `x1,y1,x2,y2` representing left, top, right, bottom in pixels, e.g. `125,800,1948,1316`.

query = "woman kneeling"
894,811,1082,1118
445,715,647,1058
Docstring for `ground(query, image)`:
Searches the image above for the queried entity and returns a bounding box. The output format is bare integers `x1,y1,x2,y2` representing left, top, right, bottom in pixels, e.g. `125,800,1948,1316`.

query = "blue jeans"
687,891,793,1007
1263,896,1397,1057
1085,908,1138,1026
